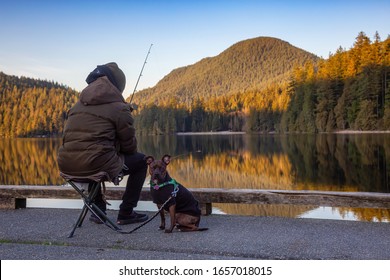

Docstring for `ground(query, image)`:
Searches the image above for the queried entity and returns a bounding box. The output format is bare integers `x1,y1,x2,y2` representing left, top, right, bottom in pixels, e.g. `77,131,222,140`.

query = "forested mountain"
131,37,319,134
0,72,78,137
132,36,318,107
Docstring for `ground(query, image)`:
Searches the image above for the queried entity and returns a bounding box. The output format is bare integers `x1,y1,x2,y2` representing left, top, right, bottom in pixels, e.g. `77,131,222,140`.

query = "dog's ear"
144,156,154,165
162,154,171,165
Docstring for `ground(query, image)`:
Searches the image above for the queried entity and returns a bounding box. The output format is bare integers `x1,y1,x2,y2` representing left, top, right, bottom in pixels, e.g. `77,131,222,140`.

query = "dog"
145,154,208,233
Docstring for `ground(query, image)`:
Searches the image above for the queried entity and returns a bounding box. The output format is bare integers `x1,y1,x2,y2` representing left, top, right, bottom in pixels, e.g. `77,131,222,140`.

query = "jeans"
119,152,147,215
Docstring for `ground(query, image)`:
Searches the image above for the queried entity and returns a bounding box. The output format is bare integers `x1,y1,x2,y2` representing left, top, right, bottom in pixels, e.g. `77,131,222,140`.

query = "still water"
1,133,389,222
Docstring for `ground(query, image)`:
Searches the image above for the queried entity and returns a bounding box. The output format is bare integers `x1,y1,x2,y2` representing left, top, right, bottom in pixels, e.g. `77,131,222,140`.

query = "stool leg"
79,182,101,227
68,204,88,238
67,181,98,238
68,182,99,238
68,180,121,237
88,182,121,231
91,204,121,231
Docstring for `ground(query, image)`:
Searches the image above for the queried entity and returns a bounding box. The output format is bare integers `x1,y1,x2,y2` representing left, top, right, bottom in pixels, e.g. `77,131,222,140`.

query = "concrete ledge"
1,185,390,213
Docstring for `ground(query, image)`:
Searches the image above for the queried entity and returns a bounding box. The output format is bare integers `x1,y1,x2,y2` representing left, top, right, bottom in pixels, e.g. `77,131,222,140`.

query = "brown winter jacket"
57,76,137,180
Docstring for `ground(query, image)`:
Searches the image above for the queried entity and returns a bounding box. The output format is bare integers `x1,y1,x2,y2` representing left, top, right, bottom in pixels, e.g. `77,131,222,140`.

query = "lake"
1,133,389,222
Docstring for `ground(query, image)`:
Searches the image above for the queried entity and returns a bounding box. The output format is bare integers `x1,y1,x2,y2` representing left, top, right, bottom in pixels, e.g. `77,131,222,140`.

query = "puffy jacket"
57,76,137,180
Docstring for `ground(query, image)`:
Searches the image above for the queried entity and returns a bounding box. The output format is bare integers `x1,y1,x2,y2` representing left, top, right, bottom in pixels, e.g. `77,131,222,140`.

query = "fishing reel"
129,103,138,112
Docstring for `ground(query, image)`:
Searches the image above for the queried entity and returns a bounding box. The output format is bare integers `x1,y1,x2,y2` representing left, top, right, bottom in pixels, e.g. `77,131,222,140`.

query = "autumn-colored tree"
0,72,78,137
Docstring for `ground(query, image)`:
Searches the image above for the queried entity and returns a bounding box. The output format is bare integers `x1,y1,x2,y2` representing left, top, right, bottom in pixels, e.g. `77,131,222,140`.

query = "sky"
0,0,389,99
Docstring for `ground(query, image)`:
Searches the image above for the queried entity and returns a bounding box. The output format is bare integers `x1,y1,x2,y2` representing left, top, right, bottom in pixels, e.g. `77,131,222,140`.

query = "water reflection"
0,138,64,185
137,133,390,193
213,203,390,223
1,134,390,221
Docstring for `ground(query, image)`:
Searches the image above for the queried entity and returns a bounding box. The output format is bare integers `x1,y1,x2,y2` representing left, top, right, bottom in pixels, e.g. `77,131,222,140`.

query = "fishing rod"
170,150,202,160
129,43,153,108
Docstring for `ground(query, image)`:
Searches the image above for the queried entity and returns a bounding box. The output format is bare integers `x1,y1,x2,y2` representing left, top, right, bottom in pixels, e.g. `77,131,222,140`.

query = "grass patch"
0,239,69,247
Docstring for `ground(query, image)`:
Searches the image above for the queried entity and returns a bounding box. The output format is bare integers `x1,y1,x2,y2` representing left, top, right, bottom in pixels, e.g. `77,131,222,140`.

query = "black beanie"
86,62,126,93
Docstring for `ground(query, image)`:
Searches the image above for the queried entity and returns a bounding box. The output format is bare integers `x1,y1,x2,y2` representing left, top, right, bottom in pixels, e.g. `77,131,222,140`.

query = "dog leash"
97,180,179,234
93,195,174,234
117,195,174,234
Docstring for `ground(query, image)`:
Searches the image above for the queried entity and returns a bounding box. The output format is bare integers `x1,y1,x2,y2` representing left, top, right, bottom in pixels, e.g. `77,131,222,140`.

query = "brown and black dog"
145,155,207,233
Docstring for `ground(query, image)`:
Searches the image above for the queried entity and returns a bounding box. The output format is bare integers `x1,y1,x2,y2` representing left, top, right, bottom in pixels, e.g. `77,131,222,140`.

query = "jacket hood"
80,76,126,105
86,63,126,93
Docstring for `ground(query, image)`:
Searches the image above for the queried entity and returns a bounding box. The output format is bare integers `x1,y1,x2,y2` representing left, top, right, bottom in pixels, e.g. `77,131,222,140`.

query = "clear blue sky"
0,0,389,99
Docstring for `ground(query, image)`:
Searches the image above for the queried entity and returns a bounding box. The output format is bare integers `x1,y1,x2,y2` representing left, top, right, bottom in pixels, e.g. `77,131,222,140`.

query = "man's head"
86,62,126,93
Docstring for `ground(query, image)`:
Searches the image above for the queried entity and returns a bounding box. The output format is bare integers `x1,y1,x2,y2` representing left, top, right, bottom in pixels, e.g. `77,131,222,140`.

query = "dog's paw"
159,225,165,230
164,229,173,233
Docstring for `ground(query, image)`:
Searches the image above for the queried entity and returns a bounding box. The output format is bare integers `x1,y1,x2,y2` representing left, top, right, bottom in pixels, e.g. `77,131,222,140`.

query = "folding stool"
60,171,122,238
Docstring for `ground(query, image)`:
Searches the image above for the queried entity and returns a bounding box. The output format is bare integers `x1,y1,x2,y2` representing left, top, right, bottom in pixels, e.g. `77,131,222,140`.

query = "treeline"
282,31,390,132
134,82,290,134
134,32,390,134
0,72,78,137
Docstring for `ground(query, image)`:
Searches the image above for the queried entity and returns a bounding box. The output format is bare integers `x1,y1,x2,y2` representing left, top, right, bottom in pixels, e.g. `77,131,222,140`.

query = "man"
58,62,148,225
